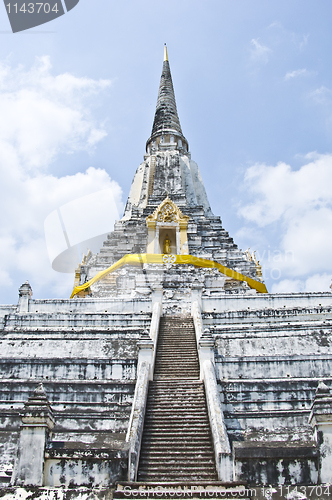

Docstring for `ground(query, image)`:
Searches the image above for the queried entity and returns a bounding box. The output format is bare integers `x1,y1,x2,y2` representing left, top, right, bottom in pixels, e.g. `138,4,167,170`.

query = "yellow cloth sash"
70,253,267,298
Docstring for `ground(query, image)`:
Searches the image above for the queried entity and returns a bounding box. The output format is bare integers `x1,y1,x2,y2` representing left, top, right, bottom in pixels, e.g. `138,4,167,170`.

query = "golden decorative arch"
146,195,189,226
146,196,189,255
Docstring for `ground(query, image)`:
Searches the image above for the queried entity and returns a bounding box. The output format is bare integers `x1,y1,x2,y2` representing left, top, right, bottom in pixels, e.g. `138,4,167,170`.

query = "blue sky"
1,0,332,303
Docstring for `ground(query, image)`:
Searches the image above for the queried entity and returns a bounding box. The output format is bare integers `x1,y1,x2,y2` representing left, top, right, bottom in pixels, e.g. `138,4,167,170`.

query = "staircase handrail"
191,300,204,345
125,301,162,481
125,360,150,481
203,359,233,481
150,301,162,375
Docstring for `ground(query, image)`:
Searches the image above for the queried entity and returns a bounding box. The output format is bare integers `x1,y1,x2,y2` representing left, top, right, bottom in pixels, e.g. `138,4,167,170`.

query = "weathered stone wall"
0,304,151,486
200,292,332,485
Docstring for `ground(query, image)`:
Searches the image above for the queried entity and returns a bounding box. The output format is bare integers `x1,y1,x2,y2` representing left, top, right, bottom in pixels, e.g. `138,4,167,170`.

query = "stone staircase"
114,316,250,499
137,316,217,482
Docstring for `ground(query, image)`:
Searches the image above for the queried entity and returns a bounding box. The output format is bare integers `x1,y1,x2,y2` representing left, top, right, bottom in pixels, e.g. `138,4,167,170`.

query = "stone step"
141,438,213,446
144,413,209,421
153,372,199,376
150,380,202,384
139,458,215,466
155,352,198,357
153,369,199,372
157,333,195,336
146,401,207,406
138,468,218,476
154,365,199,370
158,329,195,332
156,351,197,355
154,355,198,359
159,324,194,328
146,401,203,405
153,371,199,376
153,370,199,375
145,408,208,415
145,413,208,419
147,392,205,398
157,332,196,335
138,465,217,481
157,340,196,344
147,390,204,395
140,446,214,454
157,332,195,336
158,335,195,338
138,468,217,477
153,368,199,372
147,394,205,399
153,365,199,368
142,429,211,437
155,357,197,362
149,380,202,385
137,472,218,481
148,383,203,388
139,450,214,457
153,376,200,379
153,370,199,374
156,345,197,348
141,430,213,439
154,362,198,365
147,389,205,395
140,442,213,450
157,340,196,343
142,423,210,430
155,356,199,361
155,357,198,361
145,405,207,412
145,408,209,413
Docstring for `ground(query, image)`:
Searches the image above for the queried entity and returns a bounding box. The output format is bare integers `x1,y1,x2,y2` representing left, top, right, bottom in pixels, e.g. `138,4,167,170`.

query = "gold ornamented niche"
146,196,189,255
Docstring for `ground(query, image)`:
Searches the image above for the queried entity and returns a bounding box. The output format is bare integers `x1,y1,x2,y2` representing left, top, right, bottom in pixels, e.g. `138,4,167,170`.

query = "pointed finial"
164,44,168,62
34,382,46,396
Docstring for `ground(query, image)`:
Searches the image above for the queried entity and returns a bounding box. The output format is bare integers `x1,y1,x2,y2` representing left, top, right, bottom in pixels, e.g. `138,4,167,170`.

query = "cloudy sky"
1,0,332,304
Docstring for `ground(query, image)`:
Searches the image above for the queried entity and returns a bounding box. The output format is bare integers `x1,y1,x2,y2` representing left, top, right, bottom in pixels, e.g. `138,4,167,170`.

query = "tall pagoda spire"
146,45,188,153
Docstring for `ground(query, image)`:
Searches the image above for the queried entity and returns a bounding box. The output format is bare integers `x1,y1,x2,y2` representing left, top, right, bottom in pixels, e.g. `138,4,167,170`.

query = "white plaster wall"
317,423,332,483
12,427,47,486
189,159,212,214
201,292,332,313
214,326,332,358
179,156,198,206
122,161,147,219
44,459,112,488
24,297,152,314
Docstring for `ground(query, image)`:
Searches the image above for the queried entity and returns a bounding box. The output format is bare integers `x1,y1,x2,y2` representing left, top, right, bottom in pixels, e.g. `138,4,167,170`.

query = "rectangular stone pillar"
17,281,32,313
309,381,332,483
11,384,55,487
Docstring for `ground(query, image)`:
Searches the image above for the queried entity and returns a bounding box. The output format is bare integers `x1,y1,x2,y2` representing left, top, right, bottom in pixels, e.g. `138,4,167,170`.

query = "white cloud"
271,274,331,294
309,86,332,105
238,154,332,288
239,155,332,226
250,38,271,64
284,69,309,81
299,34,309,51
271,279,304,294
0,57,123,303
0,56,111,170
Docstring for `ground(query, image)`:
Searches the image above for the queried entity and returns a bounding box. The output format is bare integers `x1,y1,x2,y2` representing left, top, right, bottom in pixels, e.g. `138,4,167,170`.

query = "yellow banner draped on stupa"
71,253,267,298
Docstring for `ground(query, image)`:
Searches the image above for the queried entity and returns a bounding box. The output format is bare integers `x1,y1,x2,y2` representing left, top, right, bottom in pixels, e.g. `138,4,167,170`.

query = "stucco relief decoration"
146,195,189,226
163,254,176,264
157,203,176,223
